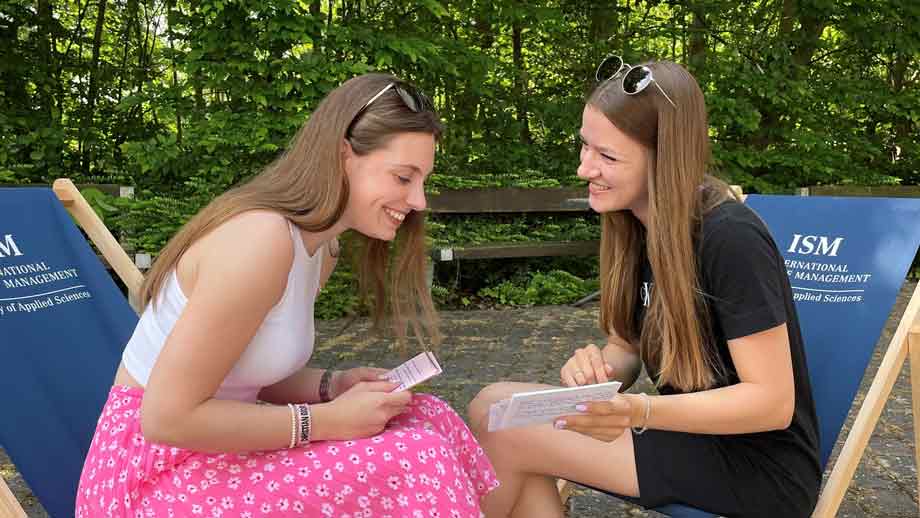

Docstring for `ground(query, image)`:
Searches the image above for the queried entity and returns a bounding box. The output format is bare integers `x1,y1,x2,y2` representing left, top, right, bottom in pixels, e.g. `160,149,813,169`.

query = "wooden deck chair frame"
557,186,920,517
0,178,144,518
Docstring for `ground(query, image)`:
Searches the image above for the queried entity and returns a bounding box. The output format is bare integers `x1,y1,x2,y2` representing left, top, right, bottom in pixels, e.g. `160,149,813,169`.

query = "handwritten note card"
487,381,622,431
383,351,442,391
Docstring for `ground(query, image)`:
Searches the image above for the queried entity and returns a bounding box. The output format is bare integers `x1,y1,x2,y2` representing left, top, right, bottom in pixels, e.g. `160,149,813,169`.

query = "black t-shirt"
636,200,821,494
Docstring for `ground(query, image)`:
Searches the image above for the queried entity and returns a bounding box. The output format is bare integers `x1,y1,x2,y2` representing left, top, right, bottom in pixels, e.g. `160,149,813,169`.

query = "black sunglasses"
595,55,677,109
346,82,434,136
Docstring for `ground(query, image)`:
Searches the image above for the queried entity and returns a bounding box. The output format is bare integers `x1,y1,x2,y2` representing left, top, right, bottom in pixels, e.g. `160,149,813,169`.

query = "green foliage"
428,213,599,248
479,270,598,306
108,192,205,254
3,0,920,314
5,0,918,195
80,187,120,220
427,171,567,190
315,268,360,320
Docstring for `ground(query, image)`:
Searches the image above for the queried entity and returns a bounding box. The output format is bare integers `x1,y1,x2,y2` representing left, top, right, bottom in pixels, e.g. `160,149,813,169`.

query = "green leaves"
3,0,919,311
428,214,598,248
479,270,598,307
418,0,449,19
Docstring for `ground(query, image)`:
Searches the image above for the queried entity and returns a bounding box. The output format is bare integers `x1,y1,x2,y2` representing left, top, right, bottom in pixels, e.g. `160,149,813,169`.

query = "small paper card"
487,398,511,432
487,381,623,431
383,351,442,391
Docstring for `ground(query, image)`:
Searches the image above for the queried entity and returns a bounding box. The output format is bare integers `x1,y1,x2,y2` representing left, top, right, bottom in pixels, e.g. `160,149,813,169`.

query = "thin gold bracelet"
631,392,651,435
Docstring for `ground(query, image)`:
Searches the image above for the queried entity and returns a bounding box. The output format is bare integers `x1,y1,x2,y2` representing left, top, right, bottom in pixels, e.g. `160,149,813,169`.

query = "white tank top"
122,220,322,402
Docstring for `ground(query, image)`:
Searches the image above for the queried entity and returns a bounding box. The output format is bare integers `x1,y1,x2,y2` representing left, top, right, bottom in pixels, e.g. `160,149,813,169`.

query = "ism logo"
0,234,23,258
786,234,844,257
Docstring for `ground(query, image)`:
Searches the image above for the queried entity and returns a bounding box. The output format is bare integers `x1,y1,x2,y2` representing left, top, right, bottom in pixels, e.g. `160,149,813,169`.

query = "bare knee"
467,384,498,432
468,382,518,434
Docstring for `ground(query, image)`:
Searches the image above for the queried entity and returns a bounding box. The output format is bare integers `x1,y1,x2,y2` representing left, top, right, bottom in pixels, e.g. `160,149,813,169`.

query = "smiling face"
577,104,652,224
341,131,435,241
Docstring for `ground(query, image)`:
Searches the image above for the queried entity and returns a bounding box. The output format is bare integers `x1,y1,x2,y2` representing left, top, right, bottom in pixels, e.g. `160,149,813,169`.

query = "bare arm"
257,366,327,405
566,324,795,439
634,323,795,434
601,334,642,390
560,331,642,390
140,213,408,452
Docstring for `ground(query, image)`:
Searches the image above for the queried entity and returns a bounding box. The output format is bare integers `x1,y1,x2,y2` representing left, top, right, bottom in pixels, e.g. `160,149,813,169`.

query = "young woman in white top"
76,73,498,518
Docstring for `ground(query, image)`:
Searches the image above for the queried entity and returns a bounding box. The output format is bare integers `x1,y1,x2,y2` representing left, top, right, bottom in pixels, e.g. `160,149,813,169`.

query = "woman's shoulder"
704,199,759,223
211,210,293,250
184,210,296,283
694,200,789,288
223,209,292,235
703,200,770,235
699,200,778,254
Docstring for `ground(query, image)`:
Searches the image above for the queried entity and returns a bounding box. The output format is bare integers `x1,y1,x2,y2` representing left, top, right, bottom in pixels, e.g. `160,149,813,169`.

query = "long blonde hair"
140,73,443,347
590,61,733,391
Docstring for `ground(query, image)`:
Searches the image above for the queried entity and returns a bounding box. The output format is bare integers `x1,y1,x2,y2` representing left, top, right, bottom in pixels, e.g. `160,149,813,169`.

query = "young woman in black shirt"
469,59,821,517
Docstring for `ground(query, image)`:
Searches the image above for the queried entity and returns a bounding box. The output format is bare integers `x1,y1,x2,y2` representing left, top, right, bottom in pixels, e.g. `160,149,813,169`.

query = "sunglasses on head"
595,55,677,109
346,81,434,136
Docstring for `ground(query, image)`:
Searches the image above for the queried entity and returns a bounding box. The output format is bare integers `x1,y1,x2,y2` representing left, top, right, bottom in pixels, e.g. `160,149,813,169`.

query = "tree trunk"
0,7,26,115
59,0,90,126
780,0,795,37
116,0,138,104
468,4,495,144
688,4,706,74
512,18,531,144
112,0,138,163
792,13,827,68
83,0,109,175
889,53,913,160
167,8,182,145
36,0,54,127
749,0,827,152
587,2,616,94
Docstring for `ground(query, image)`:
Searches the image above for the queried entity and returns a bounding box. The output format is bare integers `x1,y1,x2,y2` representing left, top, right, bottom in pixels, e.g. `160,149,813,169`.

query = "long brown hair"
140,73,443,347
589,61,733,391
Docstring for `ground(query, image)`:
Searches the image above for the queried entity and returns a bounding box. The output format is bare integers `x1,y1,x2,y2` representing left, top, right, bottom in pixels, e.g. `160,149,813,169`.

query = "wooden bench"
427,187,599,263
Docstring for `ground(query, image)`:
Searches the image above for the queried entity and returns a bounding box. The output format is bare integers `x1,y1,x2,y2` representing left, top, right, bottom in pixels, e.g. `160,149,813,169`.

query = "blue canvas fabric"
0,187,137,518
599,195,920,517
746,194,920,469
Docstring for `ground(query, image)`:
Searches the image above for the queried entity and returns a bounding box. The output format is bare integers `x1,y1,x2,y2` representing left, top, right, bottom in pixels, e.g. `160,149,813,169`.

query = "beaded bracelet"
318,370,335,403
296,403,312,445
286,403,298,449
631,392,651,435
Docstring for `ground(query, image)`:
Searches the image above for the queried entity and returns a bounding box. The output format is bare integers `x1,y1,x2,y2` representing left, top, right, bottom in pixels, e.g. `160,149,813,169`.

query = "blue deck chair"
0,179,142,518
559,192,920,517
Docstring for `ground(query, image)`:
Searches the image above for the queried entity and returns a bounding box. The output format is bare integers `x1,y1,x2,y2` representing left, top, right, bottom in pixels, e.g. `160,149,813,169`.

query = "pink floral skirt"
76,386,498,518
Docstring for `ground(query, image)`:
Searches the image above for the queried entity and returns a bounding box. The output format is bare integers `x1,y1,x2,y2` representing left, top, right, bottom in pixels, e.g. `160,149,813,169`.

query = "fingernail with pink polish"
575,404,587,412
554,420,566,429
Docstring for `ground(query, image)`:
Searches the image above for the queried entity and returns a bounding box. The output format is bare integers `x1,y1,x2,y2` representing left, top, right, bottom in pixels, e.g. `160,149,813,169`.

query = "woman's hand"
555,394,644,442
330,367,390,400
317,381,412,441
560,343,614,386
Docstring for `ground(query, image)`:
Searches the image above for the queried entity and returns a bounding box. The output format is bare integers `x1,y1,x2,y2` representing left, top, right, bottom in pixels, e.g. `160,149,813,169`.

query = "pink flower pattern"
77,386,498,517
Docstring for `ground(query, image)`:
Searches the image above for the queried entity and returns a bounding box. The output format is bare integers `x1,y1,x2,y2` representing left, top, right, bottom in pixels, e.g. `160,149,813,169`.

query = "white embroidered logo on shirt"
640,281,653,307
